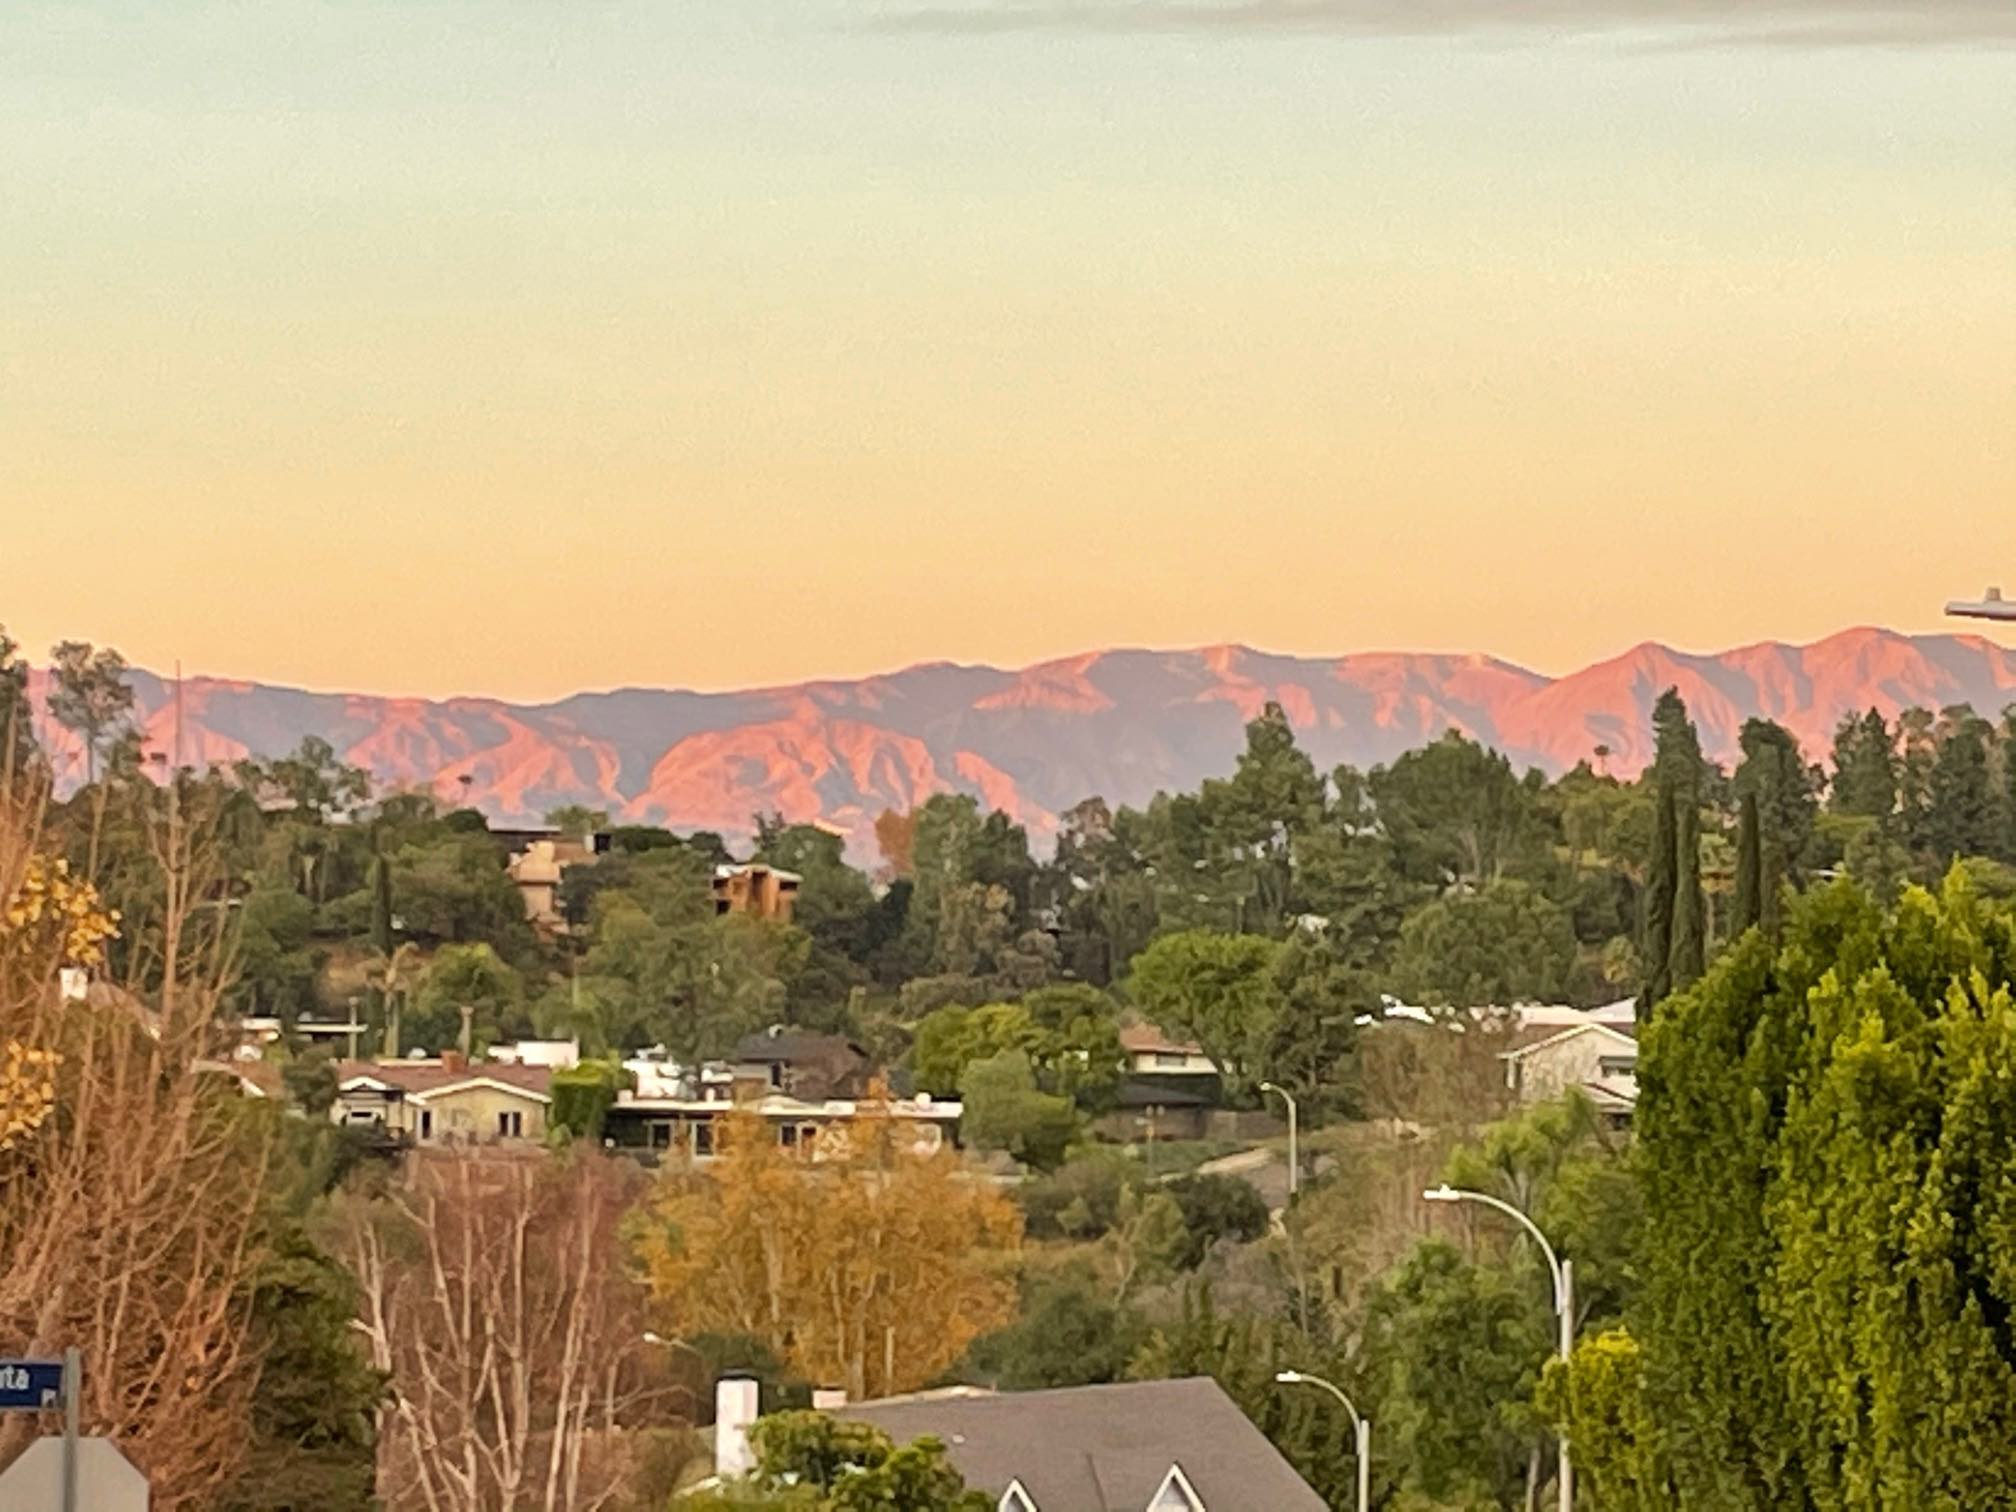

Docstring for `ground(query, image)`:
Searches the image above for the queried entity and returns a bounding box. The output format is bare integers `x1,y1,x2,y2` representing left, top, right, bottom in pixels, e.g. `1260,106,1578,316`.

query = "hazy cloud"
864,0,2016,47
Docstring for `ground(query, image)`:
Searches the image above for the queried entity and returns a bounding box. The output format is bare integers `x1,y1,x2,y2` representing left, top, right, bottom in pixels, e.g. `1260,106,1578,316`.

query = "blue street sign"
0,1360,64,1410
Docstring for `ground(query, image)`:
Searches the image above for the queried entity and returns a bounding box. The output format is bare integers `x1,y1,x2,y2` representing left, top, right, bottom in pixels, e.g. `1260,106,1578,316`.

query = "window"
1153,1052,1189,1068
497,1110,524,1138
779,1124,798,1147
648,1120,674,1151
419,1110,433,1139
693,1120,716,1157
999,1482,1039,1512
1146,1465,1204,1511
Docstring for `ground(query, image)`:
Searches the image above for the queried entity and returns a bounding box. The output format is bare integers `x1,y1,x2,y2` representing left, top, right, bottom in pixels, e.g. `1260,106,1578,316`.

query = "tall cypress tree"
1733,791,1762,935
1652,690,1707,994
1641,786,1676,1010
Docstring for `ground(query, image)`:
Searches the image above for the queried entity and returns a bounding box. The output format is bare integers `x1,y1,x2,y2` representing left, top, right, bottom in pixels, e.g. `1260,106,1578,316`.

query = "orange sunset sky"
3,2,2012,701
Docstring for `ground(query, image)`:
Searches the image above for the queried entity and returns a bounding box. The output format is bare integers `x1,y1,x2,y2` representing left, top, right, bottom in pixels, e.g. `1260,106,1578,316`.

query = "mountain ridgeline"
25,626,2016,852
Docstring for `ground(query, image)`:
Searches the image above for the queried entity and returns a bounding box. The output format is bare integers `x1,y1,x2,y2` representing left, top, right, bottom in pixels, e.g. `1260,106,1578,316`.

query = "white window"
1146,1465,1204,1511
998,1481,1038,1512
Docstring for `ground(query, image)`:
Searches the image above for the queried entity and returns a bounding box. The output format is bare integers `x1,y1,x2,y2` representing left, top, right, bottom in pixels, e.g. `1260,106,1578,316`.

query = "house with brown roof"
333,1053,553,1145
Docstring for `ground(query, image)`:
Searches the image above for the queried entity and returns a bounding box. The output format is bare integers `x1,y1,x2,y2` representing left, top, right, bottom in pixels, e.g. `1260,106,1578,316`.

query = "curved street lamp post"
1423,1184,1575,1512
1275,1370,1370,1512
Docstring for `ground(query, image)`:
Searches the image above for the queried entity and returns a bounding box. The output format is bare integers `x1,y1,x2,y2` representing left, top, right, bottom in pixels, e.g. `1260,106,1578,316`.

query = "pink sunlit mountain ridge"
27,628,2016,855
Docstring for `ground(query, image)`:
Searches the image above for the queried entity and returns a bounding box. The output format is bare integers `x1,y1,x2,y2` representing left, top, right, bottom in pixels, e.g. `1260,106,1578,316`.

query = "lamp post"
1424,1184,1574,1512
1275,1370,1370,1512
1259,1081,1298,1199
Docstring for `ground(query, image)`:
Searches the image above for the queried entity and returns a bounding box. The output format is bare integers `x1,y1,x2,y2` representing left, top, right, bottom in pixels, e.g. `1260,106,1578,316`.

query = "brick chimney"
715,1375,760,1479
440,1049,467,1075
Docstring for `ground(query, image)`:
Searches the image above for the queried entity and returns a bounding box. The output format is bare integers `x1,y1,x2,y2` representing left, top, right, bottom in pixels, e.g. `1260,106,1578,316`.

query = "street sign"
0,1361,63,1411
0,1438,149,1510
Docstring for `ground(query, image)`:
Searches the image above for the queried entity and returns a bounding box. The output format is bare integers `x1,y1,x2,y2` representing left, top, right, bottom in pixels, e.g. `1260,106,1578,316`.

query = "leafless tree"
332,1147,682,1512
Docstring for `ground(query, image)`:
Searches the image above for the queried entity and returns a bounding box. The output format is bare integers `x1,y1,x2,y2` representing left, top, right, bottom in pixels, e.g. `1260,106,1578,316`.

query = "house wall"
1512,1034,1634,1104
420,1085,549,1144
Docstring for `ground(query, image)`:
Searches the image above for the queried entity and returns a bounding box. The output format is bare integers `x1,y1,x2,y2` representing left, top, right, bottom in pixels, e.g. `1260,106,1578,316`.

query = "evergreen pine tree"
1925,706,1998,863
1828,709,1897,820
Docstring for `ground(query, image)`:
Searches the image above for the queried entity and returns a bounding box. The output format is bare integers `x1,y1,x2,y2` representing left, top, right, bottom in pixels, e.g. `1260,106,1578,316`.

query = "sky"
2,0,2012,701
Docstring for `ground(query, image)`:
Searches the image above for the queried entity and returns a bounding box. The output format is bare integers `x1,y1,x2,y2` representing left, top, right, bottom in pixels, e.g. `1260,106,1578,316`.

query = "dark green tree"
1828,708,1897,820
1369,731,1542,889
1732,789,1763,935
1924,705,1999,863
1391,879,1577,1008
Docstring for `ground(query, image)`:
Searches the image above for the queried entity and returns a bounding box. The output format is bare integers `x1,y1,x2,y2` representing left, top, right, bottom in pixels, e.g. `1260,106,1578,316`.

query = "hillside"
28,627,2016,852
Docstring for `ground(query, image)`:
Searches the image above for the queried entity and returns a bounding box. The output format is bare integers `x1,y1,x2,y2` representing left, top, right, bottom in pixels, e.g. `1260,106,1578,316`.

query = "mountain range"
26,627,2016,855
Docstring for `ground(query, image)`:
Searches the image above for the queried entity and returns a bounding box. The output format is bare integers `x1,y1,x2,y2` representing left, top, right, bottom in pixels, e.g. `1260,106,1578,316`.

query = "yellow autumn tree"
633,1101,1020,1400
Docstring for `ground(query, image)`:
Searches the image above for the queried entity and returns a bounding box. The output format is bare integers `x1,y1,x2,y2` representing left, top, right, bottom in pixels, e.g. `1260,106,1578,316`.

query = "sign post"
61,1347,80,1512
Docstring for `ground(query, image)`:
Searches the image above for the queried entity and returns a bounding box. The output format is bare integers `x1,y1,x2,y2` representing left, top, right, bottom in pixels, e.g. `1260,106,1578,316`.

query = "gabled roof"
843,1377,1324,1511
336,1060,553,1101
1499,1021,1638,1063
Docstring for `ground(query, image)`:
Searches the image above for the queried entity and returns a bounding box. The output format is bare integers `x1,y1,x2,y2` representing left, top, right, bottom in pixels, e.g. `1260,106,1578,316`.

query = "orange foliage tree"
632,1103,1020,1400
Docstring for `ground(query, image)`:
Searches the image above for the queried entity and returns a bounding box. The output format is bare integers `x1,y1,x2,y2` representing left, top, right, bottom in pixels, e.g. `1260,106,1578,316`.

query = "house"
333,1054,553,1145
1095,1023,1224,1142
1119,1023,1218,1080
727,1027,873,1101
601,1088,960,1163
499,828,609,927
822,1378,1327,1511
712,863,800,923
1500,1021,1638,1127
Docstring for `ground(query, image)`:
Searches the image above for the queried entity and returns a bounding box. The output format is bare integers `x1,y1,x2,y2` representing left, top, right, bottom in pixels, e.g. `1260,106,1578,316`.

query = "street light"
1424,1184,1574,1512
1259,1081,1298,1199
1275,1370,1370,1512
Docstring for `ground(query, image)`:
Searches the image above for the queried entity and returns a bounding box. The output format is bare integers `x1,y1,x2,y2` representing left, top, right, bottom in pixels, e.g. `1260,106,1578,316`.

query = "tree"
682,1413,989,1511
1199,702,1325,932
957,1049,1079,1171
1369,732,1541,889
550,1060,625,1142
333,1149,672,1512
408,941,525,1054
1125,929,1280,1093
1251,930,1364,1119
546,804,609,839
1633,873,2016,1508
961,1263,1147,1390
1164,1173,1270,1269
0,625,38,771
1360,1241,1553,1509
45,639,135,786
1736,717,1817,938
1640,784,1676,1008
633,1104,1021,1400
911,994,1123,1110
0,778,273,1509
1656,691,1707,992
1391,879,1577,1007
1732,789,1763,935
1924,705,1999,864
1828,709,1897,821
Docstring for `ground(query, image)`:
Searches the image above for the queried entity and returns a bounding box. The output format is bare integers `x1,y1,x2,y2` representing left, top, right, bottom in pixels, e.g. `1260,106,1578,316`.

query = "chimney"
441,1049,467,1075
715,1375,760,1480
811,1387,849,1411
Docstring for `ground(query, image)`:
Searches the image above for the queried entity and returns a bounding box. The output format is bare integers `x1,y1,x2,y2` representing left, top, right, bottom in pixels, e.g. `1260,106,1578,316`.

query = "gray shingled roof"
842,1377,1325,1512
